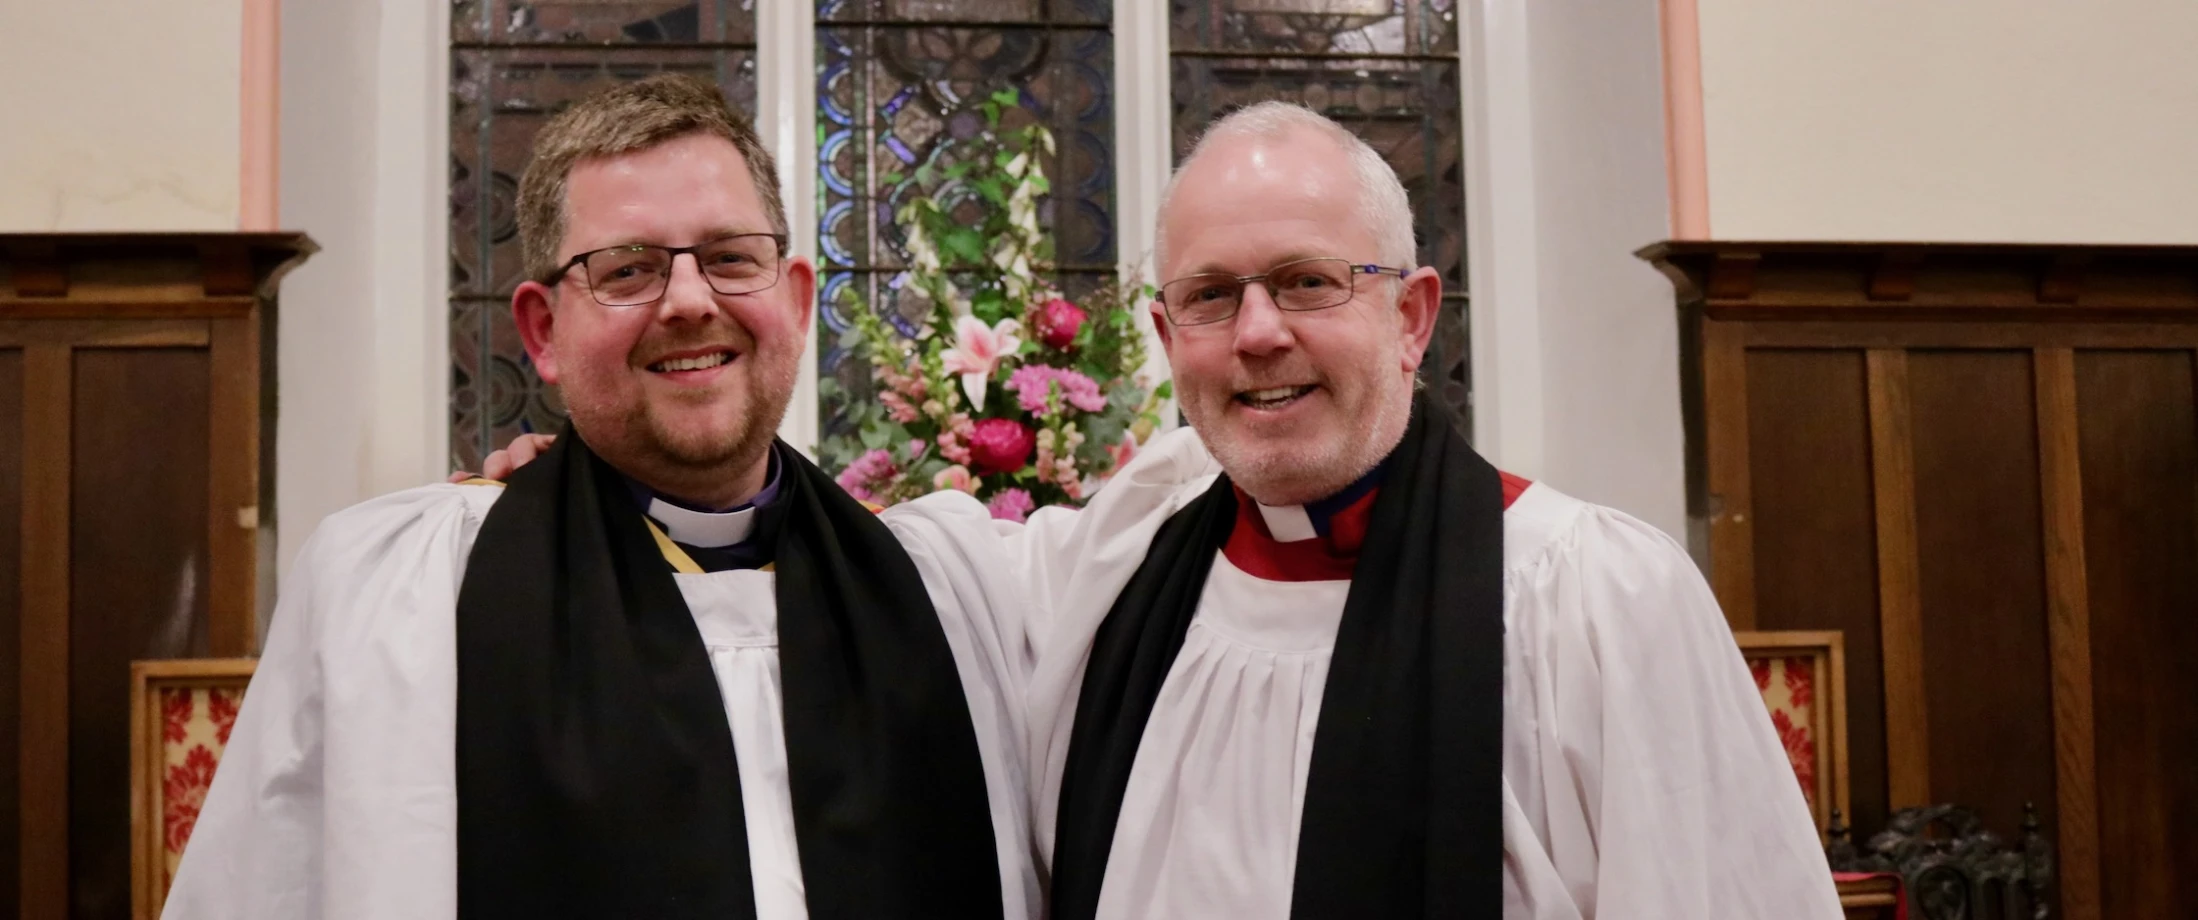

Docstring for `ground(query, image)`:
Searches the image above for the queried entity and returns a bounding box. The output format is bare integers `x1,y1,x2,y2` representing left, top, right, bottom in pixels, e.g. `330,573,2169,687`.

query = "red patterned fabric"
157,683,249,893
163,745,218,853
209,688,242,746
1749,655,1820,809
162,688,193,745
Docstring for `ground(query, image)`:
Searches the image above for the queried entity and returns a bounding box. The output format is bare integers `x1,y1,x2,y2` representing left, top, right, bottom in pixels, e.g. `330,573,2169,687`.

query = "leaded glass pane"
818,0,1107,26
455,0,757,45
816,3,1114,439
1171,0,1469,435
448,3,758,472
1171,0,1455,55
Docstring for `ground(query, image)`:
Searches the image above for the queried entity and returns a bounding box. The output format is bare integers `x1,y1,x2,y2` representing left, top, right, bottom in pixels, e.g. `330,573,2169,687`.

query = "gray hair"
1155,101,1418,274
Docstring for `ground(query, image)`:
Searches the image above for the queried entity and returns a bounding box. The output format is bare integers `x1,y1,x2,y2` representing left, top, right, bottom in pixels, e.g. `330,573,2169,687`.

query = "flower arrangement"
817,90,1170,521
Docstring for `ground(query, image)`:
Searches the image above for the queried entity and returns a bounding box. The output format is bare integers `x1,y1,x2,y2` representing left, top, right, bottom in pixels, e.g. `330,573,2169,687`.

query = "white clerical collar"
645,498,757,549
1247,465,1387,545
1254,502,1319,543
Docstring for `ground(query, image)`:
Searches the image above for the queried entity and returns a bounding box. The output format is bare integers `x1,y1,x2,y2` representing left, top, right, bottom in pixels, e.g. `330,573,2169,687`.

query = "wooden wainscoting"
3,234,312,920
1643,242,2198,920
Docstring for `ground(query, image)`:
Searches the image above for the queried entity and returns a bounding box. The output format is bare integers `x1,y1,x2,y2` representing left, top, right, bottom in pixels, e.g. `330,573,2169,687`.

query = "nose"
1230,281,1296,357
656,252,720,323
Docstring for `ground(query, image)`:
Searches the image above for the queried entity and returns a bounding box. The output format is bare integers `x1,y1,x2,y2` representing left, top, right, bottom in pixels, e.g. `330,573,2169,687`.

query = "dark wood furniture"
1829,804,2054,920
1640,242,2198,920
2,233,313,920
1838,872,1904,920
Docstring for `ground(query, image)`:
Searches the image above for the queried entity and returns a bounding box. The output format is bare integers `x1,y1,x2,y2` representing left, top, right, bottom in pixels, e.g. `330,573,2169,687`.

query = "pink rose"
1035,298,1087,350
967,418,1035,475
986,488,1036,523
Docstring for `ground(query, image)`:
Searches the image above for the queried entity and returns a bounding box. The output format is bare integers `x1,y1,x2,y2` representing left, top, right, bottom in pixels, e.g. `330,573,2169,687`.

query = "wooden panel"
0,349,20,916
1745,321,2198,351
1906,351,2059,881
205,317,258,656
69,349,211,920
20,345,70,920
2034,348,2102,920
1866,351,1930,810
1743,348,1889,837
0,320,210,350
0,300,254,321
2076,349,2198,920
1702,320,1757,625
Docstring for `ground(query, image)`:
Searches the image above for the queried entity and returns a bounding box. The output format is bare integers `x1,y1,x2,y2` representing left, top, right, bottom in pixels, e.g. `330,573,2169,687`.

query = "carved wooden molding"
0,232,316,304
1637,241,2198,319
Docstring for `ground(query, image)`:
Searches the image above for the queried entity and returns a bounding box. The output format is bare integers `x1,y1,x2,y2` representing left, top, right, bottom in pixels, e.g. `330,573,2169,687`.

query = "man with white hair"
1016,102,1844,919
473,102,1844,918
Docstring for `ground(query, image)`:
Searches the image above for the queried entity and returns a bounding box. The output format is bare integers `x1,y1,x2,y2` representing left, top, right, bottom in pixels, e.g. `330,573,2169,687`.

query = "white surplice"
162,483,1039,920
1019,428,1845,920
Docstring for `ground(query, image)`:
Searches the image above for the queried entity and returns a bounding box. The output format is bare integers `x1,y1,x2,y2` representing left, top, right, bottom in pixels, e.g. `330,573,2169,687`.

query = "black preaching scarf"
453,429,1003,920
1051,391,1506,919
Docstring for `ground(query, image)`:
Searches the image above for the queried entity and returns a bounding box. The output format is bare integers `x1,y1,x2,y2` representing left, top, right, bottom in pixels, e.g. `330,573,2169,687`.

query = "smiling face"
1154,126,1440,506
511,132,813,505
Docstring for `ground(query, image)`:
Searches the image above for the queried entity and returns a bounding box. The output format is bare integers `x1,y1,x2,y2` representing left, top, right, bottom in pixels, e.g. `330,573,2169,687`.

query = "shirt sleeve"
160,526,330,919
162,485,491,920
1507,504,1845,920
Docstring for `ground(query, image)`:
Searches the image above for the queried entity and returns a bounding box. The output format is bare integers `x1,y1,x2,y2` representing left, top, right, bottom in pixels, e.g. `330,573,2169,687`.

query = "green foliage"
815,98,1169,515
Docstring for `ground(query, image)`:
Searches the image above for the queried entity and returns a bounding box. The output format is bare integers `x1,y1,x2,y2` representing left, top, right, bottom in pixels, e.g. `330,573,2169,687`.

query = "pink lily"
939,315,1022,408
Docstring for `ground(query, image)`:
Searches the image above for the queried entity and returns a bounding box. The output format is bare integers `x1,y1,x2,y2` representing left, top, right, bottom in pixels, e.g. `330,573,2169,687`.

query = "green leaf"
991,87,1019,109
859,425,891,450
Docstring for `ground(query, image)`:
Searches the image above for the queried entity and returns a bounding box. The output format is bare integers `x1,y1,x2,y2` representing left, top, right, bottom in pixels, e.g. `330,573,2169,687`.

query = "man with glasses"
1016,102,1845,919
452,101,1843,918
165,75,1036,920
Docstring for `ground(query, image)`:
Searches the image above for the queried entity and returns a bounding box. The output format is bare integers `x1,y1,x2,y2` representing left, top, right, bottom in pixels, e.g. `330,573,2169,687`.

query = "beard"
1181,352,1411,507
560,326,802,487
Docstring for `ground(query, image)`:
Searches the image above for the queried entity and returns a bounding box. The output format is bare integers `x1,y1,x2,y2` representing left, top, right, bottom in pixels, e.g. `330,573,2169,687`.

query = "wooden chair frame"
129,658,257,920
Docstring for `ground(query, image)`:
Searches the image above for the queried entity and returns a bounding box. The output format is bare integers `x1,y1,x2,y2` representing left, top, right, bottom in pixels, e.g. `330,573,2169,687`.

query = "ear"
1150,299,1176,356
1394,266,1442,375
513,281,561,384
783,254,817,340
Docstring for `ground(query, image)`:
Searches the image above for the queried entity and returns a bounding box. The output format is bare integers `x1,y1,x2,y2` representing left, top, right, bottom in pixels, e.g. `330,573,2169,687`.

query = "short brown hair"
515,73,787,284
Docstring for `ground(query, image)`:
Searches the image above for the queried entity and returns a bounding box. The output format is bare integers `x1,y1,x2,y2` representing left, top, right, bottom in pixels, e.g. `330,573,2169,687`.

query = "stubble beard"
566,338,801,491
1189,361,1411,507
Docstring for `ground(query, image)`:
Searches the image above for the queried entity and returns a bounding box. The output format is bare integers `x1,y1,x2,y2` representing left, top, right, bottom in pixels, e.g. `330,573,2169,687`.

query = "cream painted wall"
1522,0,1686,539
274,0,449,585
1467,0,1686,540
1698,0,2198,243
0,0,243,230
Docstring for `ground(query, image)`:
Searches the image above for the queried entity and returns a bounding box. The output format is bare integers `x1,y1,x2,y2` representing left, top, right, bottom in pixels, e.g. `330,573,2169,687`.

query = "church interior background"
3,0,2197,918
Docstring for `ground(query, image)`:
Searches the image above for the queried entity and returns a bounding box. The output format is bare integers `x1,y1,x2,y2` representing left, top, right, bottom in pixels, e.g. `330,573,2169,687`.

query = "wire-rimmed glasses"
1157,257,1409,327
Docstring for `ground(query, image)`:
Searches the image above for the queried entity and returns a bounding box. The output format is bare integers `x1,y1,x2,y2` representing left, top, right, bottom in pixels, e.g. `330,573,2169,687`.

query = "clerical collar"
1224,464,1386,583
1222,463,1536,583
623,446,782,550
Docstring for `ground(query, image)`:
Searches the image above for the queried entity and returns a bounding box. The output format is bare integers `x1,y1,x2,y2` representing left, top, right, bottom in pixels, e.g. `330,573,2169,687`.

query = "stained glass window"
448,0,760,471
1170,0,1470,434
816,0,1116,438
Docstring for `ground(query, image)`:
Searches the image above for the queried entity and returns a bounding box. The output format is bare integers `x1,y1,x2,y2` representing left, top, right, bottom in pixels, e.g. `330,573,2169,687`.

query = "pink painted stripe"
239,0,279,230
1660,0,1709,239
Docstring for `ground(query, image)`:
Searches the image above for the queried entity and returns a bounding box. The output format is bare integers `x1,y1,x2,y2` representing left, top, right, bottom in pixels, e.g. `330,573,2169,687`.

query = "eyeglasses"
1157,257,1409,327
548,232,789,307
